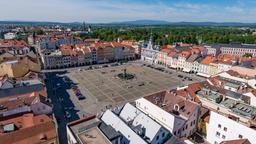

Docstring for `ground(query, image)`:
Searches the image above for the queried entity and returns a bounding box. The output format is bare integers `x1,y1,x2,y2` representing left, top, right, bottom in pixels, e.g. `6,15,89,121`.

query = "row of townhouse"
0,39,58,144
205,43,256,57
41,41,136,69
0,39,30,55
142,35,256,77
34,34,84,51
156,45,236,78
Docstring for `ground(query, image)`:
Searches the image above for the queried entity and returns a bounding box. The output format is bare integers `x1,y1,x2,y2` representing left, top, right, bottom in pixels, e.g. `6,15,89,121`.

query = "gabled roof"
200,55,216,65
101,110,147,144
221,139,251,144
0,95,51,113
144,90,199,120
119,103,169,143
0,114,56,144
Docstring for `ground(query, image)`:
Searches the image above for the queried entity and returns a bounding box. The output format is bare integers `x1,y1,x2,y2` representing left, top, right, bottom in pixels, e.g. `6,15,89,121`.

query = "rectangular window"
222,135,226,139
224,127,227,132
239,134,243,139
216,131,220,137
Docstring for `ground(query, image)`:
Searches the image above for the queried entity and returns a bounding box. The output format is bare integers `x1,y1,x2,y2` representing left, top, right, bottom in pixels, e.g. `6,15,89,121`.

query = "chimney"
22,114,34,128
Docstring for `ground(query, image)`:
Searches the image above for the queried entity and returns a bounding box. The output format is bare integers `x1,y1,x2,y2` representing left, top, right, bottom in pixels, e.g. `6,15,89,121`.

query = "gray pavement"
45,61,206,144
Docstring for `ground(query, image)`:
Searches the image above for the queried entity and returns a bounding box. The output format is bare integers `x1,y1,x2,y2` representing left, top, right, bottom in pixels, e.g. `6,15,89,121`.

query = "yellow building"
0,57,41,78
0,52,16,63
197,108,210,136
208,63,218,76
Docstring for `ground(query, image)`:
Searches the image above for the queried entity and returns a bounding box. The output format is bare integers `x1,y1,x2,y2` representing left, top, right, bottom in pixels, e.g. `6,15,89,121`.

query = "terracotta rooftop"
230,66,256,77
201,55,216,65
121,40,136,46
217,54,235,65
84,38,100,43
90,42,113,49
180,50,191,57
144,90,199,119
0,40,28,48
0,95,50,114
0,114,56,144
160,48,172,53
161,45,173,50
220,139,251,144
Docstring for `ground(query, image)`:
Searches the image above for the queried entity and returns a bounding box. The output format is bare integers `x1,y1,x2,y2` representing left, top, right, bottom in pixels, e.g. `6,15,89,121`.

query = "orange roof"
217,54,234,64
161,45,173,50
0,118,56,144
180,50,191,57
90,42,113,49
0,114,56,144
177,43,190,47
201,55,216,65
176,83,202,103
0,40,28,48
160,48,172,53
167,51,178,57
111,41,125,47
84,38,100,43
121,40,136,46
192,45,204,51
221,139,251,144
0,114,52,130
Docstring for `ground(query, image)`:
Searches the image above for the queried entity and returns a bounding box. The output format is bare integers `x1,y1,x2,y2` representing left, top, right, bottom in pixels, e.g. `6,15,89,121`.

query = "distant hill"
109,20,256,26
1,20,256,27
109,20,171,25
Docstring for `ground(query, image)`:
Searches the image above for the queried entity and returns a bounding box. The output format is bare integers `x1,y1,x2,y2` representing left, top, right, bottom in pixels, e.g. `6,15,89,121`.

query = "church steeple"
82,21,86,31
147,32,153,50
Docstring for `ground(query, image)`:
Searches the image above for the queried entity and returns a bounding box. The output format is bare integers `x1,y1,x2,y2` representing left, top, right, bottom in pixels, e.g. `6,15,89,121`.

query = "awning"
197,72,210,78
183,68,191,73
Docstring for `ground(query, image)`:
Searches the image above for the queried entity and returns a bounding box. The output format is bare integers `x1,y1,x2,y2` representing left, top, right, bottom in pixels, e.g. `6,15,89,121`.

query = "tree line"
79,26,256,45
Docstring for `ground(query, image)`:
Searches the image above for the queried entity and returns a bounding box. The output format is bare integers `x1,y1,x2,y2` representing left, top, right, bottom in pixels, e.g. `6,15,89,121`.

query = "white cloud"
0,0,255,22
225,6,244,13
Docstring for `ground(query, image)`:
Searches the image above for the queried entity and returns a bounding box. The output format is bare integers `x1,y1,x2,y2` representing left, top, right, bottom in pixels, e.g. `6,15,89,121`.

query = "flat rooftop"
78,127,111,144
197,85,256,118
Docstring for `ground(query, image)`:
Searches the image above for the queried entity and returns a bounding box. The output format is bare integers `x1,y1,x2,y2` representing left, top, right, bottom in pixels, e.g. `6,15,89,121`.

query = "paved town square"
64,64,181,114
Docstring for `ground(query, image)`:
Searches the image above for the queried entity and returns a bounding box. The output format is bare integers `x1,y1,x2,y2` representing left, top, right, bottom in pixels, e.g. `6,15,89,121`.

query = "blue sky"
0,0,256,23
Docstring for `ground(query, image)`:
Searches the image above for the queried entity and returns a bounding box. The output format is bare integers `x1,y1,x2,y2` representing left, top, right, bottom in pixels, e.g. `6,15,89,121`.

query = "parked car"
178,75,183,78
78,95,86,100
138,82,145,86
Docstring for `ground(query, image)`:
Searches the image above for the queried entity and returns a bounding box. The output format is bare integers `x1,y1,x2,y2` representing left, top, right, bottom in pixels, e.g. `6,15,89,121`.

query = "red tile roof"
144,90,199,119
201,55,216,65
0,114,56,144
221,139,251,144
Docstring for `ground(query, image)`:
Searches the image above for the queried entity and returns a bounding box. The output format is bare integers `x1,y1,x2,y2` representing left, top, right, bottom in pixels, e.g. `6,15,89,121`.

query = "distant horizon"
1,0,256,23
1,19,256,24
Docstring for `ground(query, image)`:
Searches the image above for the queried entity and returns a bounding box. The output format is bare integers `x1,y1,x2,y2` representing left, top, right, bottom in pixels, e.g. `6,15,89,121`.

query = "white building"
135,90,201,138
101,110,147,144
4,32,17,40
66,116,114,144
119,103,171,144
141,35,160,64
207,111,256,144
0,96,52,118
